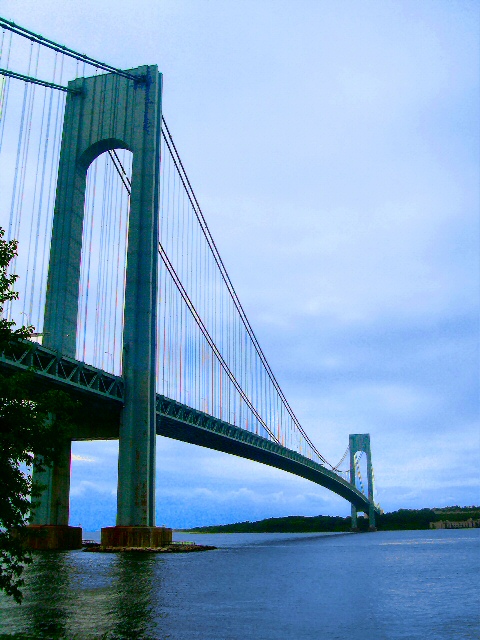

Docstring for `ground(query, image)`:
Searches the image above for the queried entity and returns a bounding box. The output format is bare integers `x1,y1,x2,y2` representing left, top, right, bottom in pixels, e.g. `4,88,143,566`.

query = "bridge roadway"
0,340,377,513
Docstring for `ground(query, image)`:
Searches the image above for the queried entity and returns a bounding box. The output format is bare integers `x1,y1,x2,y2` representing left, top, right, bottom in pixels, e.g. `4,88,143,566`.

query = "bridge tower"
349,433,376,531
30,66,171,548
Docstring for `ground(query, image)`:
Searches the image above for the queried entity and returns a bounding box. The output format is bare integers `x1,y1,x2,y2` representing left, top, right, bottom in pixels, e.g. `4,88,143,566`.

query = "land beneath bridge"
179,506,480,533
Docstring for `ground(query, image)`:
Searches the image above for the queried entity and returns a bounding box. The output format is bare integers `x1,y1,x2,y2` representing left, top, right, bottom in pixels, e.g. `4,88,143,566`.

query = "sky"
2,0,479,528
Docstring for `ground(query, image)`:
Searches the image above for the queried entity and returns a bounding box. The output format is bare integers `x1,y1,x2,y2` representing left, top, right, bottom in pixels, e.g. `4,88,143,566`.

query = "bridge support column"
31,440,71,526
349,433,376,532
367,449,376,531
349,443,359,531
29,440,82,549
350,504,358,531
113,67,161,530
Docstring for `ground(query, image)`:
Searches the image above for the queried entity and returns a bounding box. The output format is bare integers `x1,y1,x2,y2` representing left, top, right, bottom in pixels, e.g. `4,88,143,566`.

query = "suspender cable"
158,242,280,444
161,118,329,466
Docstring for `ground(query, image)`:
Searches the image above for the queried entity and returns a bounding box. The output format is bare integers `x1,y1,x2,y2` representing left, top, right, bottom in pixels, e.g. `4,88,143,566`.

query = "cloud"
71,454,96,463
159,486,300,506
70,480,116,497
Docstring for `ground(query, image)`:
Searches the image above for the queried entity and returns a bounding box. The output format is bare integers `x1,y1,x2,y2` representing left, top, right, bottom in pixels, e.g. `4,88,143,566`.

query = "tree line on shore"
183,506,480,533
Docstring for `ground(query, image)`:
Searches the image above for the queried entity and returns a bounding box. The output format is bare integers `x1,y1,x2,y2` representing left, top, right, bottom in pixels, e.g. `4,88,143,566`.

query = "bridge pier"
101,526,171,548
28,64,172,549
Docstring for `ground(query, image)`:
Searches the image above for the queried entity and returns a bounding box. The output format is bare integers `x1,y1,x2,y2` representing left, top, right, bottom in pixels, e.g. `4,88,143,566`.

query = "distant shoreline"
178,506,480,534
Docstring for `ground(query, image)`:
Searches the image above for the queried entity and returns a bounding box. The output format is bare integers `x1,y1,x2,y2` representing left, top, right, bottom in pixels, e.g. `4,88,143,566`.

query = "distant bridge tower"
31,65,171,548
349,433,376,531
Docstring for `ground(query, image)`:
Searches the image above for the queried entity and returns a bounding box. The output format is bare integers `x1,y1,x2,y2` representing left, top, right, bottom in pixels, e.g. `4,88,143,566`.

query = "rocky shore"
82,542,216,553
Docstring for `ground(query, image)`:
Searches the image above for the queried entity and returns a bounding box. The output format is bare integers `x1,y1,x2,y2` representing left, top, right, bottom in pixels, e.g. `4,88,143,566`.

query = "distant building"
430,518,480,529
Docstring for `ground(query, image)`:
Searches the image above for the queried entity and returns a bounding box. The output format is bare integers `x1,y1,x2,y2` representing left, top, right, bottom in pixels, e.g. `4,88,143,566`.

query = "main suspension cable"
0,18,137,80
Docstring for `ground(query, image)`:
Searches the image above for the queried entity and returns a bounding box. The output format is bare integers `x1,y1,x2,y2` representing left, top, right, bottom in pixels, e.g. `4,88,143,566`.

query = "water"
0,529,478,639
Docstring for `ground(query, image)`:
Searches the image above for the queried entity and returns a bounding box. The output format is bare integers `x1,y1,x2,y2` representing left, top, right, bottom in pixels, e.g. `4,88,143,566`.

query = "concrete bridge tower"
349,433,376,531
30,66,171,549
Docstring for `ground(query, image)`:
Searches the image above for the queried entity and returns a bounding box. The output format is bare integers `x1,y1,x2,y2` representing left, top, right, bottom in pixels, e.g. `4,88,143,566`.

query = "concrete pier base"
21,525,82,550
101,526,172,548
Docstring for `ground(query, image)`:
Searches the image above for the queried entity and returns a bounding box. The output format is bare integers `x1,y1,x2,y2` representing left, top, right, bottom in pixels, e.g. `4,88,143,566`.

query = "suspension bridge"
0,18,380,548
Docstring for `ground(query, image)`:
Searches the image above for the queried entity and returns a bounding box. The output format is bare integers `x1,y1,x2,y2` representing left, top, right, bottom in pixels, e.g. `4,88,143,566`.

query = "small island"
179,506,480,534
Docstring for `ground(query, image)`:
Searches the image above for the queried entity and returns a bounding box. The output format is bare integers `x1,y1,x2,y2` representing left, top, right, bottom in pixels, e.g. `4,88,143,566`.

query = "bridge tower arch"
31,66,164,542
349,433,376,531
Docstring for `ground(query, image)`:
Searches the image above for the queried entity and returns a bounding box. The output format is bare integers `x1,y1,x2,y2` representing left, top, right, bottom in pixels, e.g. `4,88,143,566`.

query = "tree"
0,227,77,603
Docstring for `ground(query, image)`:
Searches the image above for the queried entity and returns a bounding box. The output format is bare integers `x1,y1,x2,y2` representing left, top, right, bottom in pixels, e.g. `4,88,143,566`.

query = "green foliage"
184,506,480,535
0,230,31,346
186,514,353,534
0,228,77,603
375,508,436,530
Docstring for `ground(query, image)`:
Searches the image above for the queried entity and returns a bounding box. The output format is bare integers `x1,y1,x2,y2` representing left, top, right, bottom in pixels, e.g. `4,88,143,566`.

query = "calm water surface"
0,529,478,639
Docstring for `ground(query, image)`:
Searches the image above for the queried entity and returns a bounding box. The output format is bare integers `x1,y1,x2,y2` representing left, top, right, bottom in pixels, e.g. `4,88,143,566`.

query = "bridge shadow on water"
234,531,355,548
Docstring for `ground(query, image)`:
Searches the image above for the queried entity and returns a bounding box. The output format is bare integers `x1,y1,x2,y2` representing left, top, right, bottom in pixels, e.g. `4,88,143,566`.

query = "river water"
0,529,478,639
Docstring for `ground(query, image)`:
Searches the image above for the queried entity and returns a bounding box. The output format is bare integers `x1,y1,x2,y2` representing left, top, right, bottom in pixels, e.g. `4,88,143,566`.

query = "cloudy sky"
3,0,479,528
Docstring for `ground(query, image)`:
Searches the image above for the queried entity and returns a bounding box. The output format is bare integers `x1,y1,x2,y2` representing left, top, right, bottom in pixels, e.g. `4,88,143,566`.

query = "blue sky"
2,0,479,528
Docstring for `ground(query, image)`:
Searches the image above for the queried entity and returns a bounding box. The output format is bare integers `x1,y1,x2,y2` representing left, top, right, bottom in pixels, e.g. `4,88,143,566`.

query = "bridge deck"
0,341,377,513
